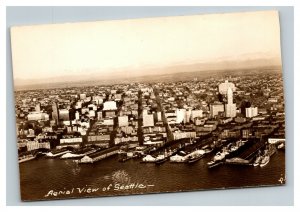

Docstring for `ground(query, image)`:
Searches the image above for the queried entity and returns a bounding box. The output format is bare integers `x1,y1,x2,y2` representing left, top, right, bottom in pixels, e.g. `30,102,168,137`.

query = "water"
19,151,285,201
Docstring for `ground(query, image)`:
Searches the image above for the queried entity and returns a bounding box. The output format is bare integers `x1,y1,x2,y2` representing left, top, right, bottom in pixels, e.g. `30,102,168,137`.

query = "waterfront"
19,150,285,201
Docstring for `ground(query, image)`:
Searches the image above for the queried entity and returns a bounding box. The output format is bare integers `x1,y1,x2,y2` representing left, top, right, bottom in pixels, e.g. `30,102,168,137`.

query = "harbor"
19,148,285,201
19,135,284,168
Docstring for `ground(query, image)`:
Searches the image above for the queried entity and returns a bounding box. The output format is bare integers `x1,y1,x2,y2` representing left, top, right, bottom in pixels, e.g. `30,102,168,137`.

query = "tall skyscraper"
225,87,237,118
227,87,233,104
35,102,41,112
75,111,80,120
52,102,59,124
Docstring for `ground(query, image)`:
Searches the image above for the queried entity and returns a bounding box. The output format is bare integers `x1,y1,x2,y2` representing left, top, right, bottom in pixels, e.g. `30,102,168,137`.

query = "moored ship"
253,155,262,167
18,154,36,163
186,149,206,164
259,155,270,167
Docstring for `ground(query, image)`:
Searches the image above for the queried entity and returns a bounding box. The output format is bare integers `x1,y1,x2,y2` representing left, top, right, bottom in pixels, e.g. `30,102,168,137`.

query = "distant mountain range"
13,56,282,91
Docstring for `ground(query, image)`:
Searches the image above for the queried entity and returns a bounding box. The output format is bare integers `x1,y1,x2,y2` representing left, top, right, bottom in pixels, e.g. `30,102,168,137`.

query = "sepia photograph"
10,10,286,201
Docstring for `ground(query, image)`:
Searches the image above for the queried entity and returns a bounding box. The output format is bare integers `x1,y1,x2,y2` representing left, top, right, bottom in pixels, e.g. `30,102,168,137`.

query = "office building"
118,116,129,127
218,80,236,95
225,87,237,118
59,109,70,121
210,102,224,117
52,102,59,123
246,107,258,118
143,113,154,127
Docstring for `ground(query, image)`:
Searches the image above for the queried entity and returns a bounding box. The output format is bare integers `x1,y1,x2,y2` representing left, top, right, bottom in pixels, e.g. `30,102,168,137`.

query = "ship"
260,155,270,167
186,149,206,164
207,160,224,168
277,143,285,150
268,144,277,157
253,155,262,167
207,150,227,168
186,153,205,163
155,155,168,165
213,151,226,161
225,157,250,165
170,154,187,163
18,154,36,163
141,155,157,163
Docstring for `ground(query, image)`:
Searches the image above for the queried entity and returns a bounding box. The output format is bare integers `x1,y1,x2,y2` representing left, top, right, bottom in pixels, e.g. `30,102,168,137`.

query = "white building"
103,118,114,126
75,111,80,120
35,103,41,112
246,107,258,118
60,137,83,144
89,110,96,118
80,93,86,100
27,112,49,121
156,111,162,121
176,109,186,124
143,114,154,127
191,110,203,120
218,80,236,95
103,101,117,111
118,116,129,127
225,87,237,118
210,103,224,117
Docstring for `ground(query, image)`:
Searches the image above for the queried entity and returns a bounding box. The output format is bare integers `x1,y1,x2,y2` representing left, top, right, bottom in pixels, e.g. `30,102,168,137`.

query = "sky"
10,10,282,83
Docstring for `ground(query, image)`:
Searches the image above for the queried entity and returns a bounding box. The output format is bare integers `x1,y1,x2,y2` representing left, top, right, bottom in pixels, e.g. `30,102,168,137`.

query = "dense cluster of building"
15,71,285,154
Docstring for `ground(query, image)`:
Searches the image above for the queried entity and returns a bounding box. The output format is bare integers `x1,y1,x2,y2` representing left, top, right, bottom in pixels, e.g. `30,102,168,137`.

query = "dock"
78,146,119,164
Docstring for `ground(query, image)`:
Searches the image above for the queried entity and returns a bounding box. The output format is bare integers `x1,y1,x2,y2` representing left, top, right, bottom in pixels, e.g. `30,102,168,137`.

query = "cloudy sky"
11,10,282,82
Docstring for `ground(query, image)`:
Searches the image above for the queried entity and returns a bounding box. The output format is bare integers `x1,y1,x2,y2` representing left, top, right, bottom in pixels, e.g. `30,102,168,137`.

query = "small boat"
253,155,262,167
229,145,238,153
208,161,223,168
277,143,285,150
260,155,270,167
214,152,226,161
207,160,215,166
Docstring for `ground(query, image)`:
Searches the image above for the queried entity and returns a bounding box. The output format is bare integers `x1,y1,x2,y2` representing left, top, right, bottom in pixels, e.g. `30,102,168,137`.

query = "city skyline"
11,10,281,87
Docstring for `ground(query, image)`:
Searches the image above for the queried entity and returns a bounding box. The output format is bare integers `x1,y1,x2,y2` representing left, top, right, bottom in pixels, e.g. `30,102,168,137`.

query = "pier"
78,146,119,164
